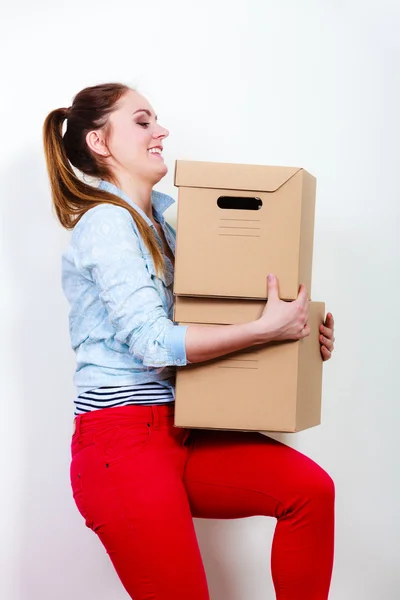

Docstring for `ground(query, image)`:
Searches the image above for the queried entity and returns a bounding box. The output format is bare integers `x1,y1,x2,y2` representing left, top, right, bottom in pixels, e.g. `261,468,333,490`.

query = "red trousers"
71,404,334,599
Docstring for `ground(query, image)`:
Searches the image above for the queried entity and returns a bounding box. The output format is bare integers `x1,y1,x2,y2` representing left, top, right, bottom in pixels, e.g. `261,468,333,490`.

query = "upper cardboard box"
174,160,317,300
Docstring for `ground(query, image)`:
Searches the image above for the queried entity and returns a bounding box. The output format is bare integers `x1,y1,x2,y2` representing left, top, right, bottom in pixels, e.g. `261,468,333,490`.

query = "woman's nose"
153,124,169,139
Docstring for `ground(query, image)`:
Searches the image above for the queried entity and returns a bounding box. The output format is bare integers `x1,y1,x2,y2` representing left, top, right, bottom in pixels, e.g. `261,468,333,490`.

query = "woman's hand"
320,313,335,361
256,274,310,343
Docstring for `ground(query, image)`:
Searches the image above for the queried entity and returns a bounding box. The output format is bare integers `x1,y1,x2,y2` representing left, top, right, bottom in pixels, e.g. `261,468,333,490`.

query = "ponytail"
42,97,165,275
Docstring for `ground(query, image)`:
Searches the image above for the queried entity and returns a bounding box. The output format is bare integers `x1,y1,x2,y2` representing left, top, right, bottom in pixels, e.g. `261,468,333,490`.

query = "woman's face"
102,89,169,186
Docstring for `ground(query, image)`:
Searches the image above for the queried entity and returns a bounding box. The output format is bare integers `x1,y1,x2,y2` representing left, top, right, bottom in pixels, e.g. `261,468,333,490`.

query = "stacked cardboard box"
173,160,325,433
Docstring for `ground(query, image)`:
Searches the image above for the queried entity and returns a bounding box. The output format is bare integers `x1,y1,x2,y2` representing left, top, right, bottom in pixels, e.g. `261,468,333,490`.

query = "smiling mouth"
148,147,163,157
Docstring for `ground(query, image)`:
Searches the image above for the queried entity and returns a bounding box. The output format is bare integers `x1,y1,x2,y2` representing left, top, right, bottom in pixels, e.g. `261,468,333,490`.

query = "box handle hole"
217,196,263,211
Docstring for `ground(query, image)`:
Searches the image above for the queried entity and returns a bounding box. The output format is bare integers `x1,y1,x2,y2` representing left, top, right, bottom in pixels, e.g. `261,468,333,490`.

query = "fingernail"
268,274,274,282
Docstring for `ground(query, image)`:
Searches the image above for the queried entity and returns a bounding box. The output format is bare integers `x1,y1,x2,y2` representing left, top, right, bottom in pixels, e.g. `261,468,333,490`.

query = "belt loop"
152,406,160,429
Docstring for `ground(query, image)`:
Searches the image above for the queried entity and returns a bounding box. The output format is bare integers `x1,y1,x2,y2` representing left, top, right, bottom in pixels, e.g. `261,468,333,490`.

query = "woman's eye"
138,122,150,128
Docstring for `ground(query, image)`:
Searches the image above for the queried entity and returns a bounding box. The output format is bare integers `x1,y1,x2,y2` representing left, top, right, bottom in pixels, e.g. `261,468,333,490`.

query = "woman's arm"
185,275,310,363
74,204,188,367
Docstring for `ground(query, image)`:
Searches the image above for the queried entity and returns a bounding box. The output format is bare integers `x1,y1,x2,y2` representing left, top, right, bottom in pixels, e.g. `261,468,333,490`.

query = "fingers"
301,324,311,338
320,334,334,352
294,285,309,331
267,274,280,302
298,283,309,301
304,300,309,322
321,345,332,361
296,284,309,308
322,313,335,350
320,322,335,343
324,312,334,330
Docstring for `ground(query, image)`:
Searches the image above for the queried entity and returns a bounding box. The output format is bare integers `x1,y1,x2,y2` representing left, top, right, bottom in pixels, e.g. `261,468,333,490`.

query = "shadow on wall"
4,150,280,600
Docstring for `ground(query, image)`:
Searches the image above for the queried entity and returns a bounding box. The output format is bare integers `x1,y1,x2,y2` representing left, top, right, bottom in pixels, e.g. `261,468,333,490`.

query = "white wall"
1,1,399,598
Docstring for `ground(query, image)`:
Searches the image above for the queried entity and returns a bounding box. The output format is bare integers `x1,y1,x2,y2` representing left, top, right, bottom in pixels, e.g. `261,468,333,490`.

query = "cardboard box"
174,297,325,433
174,160,316,301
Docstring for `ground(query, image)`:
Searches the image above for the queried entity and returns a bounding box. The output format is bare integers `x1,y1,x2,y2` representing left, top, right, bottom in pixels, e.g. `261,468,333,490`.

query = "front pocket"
99,423,151,467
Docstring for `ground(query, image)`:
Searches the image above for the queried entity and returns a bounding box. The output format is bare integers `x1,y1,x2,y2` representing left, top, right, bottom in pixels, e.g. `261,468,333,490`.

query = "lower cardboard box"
173,297,325,433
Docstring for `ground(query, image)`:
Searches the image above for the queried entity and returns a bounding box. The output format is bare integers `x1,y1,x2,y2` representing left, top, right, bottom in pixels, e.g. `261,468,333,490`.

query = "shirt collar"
97,180,175,224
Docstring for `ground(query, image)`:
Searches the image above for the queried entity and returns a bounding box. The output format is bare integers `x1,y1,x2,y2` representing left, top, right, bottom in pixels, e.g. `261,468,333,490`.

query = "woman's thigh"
183,430,335,599
183,429,334,520
71,418,209,600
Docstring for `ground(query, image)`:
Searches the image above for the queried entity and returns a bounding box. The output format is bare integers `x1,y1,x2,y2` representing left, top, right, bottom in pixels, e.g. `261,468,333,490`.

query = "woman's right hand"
184,274,310,364
256,274,310,343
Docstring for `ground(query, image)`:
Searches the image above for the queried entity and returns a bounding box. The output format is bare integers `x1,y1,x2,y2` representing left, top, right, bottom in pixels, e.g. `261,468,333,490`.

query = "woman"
43,82,336,600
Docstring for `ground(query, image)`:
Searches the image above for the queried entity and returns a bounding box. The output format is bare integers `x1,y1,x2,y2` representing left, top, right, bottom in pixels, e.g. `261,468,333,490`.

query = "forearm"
185,320,271,363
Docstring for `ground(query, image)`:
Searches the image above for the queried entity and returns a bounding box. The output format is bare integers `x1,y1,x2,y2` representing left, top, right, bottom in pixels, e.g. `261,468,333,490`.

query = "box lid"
174,160,303,192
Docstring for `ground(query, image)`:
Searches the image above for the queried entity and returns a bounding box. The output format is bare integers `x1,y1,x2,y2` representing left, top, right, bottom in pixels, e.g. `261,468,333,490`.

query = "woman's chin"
151,162,168,183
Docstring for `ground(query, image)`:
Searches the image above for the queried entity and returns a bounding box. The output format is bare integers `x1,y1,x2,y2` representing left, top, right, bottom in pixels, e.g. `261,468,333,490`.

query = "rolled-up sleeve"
73,205,188,368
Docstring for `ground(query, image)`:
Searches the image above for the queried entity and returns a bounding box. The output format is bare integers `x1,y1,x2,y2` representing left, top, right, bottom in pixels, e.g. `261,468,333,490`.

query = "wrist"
248,319,276,346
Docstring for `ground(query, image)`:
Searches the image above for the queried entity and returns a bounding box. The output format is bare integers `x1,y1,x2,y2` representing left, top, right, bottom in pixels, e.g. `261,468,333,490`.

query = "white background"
1,1,399,598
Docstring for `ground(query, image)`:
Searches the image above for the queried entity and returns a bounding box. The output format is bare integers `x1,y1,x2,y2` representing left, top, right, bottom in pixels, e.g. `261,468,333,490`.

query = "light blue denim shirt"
61,180,188,396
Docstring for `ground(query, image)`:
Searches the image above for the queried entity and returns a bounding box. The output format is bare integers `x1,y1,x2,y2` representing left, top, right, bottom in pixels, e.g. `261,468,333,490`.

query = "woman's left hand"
319,313,335,361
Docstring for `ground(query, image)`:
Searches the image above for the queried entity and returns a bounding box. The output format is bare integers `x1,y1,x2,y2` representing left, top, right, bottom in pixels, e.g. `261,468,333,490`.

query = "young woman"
43,82,336,600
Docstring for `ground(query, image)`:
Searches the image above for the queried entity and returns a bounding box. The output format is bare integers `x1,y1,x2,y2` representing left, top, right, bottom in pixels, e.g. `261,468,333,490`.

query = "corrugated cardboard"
174,297,325,433
174,160,316,301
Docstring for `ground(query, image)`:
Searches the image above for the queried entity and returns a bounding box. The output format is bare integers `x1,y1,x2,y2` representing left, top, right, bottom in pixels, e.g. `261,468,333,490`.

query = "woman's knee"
301,460,335,507
314,466,335,501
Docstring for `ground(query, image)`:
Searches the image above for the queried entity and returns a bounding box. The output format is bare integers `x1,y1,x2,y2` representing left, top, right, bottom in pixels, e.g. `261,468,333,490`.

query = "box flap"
174,296,266,325
174,297,323,328
174,160,302,192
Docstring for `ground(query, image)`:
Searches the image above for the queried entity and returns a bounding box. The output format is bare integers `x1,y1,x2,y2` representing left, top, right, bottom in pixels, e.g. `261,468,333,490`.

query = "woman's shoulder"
71,203,137,246
76,203,132,228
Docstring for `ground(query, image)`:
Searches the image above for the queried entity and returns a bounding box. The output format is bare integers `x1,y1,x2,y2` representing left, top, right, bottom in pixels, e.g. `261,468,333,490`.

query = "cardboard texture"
174,160,317,301
174,298,325,433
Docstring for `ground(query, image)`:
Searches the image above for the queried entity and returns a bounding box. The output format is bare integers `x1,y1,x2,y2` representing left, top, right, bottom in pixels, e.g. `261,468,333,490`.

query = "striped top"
74,382,174,415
